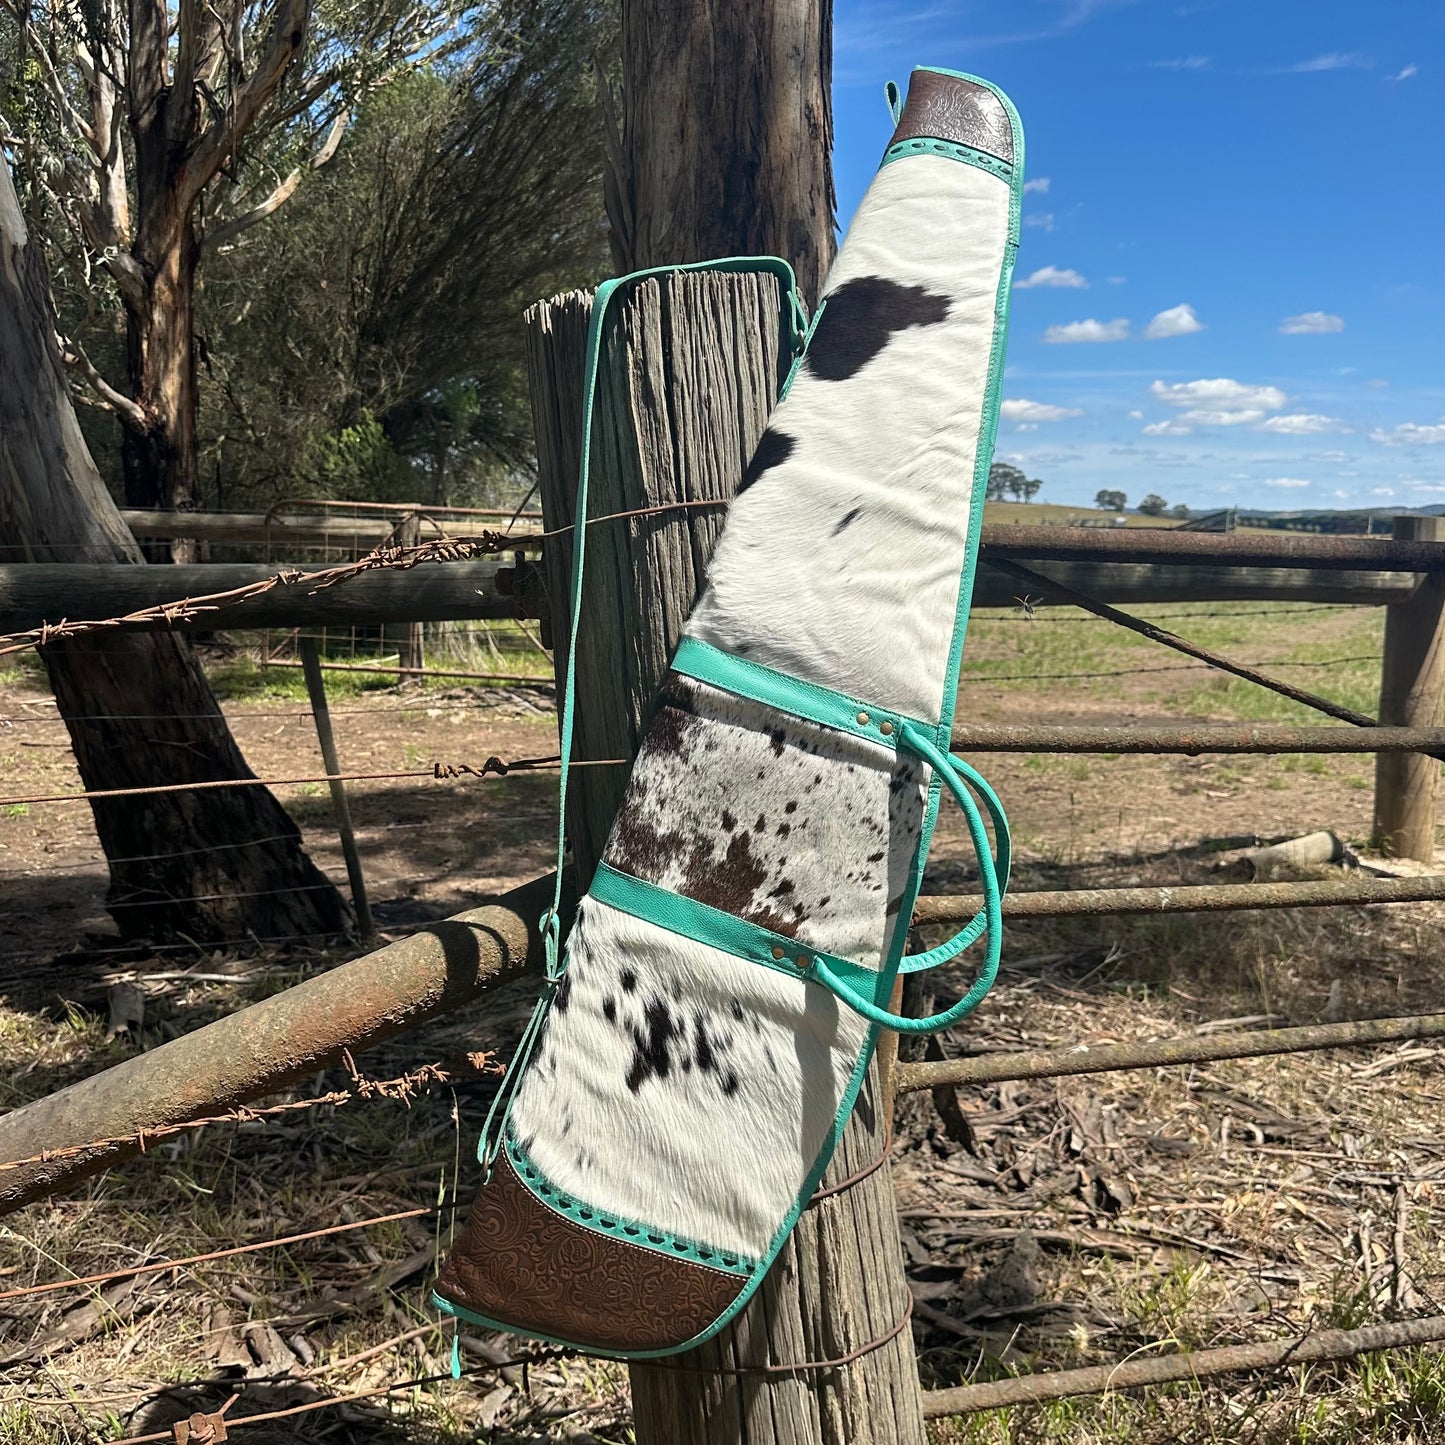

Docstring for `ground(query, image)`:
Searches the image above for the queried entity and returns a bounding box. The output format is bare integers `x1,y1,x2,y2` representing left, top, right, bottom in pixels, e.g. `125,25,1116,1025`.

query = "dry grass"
1,595,1443,1443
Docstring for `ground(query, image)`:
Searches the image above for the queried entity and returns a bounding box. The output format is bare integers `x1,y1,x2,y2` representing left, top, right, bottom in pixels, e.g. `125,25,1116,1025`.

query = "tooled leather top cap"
889,69,1013,165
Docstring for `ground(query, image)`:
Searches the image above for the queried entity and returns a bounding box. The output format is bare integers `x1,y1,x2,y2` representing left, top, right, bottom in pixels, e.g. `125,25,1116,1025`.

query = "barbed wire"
977,602,1367,625
0,498,730,659
0,692,557,725
0,929,344,964
962,654,1381,683
101,1349,577,1445
0,1052,496,1202
0,752,625,810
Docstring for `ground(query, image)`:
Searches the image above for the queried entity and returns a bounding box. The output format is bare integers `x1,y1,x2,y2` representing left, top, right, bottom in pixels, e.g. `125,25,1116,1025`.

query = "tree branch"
58,337,148,428
201,105,349,254
126,0,170,130
184,0,310,209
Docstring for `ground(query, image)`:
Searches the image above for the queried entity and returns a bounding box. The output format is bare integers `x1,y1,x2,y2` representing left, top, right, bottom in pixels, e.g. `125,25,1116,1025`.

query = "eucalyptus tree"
1,0,460,557
0,150,347,946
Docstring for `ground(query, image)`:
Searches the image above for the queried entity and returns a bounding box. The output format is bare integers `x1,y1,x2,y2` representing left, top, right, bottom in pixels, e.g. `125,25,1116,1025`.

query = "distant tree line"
988,461,1043,503
1095,489,1189,519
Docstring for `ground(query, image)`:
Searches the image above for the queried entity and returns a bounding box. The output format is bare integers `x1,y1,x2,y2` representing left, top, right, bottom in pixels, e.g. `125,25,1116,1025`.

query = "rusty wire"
989,559,1381,728
103,1352,573,1445
0,499,729,658
0,1052,495,1195
0,1207,438,1306
0,753,626,809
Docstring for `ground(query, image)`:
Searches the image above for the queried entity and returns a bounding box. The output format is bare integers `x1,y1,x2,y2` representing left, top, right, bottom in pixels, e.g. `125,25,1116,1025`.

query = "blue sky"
831,1,1445,512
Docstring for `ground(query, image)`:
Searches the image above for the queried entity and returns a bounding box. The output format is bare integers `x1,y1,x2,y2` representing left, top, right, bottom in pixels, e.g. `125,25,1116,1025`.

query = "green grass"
959,601,1384,723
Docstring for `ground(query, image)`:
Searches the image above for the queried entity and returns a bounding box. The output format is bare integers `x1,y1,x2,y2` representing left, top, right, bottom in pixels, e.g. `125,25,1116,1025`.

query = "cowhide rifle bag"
434,66,1022,1358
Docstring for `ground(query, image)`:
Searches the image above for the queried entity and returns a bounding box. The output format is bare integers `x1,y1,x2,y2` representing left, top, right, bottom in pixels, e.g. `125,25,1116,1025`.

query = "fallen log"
0,874,554,1215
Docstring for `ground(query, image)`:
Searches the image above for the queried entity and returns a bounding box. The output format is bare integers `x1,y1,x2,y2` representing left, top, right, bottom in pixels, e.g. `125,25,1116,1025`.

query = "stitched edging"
881,136,1013,182
505,1133,758,1279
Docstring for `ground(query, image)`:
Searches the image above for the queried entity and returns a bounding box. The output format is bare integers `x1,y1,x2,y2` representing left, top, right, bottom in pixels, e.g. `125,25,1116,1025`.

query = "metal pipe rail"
950,723,1445,754
894,1010,1445,1094
913,873,1445,923
919,1313,1445,1416
979,522,1445,572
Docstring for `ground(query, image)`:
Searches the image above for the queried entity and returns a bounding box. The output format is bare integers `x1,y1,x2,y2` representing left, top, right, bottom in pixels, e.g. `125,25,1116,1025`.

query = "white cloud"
1371,419,1445,446
1106,276,1126,285
1180,408,1266,427
1044,318,1130,344
1015,265,1088,289
1142,420,1193,437
1023,177,1051,195
1150,378,1288,411
1128,409,1143,419
1144,303,1204,339
1284,52,1370,73
1259,413,1346,435
1001,398,1085,422
1279,310,1345,335
1372,487,1396,497
1389,63,1419,81
1263,477,1312,488
1024,212,1056,231
1148,56,1210,70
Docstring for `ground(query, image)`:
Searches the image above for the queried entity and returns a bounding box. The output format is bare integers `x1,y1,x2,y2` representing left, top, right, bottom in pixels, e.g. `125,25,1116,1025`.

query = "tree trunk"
121,100,203,562
0,154,349,947
608,0,837,308
526,272,925,1445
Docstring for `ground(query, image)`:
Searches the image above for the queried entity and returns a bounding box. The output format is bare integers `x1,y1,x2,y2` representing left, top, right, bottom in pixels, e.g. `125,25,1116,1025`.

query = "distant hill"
1224,504,1445,535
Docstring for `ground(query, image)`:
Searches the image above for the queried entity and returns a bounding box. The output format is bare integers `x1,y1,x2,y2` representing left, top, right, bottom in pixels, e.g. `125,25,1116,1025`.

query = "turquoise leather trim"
432,1018,886,1361
477,255,811,1180
591,861,882,997
881,70,1023,1021
881,136,1013,183
444,70,1026,1359
672,635,925,749
929,73,1024,767
505,1133,758,1276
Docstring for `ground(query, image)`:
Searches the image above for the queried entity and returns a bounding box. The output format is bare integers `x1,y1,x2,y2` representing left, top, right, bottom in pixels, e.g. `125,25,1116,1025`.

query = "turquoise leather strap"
478,258,808,1176
590,719,1005,1035
607,636,1010,1033
672,636,924,749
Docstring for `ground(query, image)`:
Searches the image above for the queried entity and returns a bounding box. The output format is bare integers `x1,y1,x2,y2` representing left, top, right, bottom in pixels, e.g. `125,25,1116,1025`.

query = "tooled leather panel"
436,1150,746,1353
890,70,1013,164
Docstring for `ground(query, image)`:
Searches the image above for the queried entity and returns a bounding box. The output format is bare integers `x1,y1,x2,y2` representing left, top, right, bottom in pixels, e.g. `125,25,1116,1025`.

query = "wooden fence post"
525,272,926,1445
1373,515,1445,862
390,511,424,674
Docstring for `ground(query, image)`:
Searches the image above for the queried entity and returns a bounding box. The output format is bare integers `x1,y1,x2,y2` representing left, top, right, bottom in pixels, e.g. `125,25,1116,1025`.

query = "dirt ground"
2,601,1444,1443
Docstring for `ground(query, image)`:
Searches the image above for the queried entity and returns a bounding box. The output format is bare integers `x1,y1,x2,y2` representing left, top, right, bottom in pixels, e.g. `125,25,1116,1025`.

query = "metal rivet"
795,955,811,970
879,720,894,736
856,711,870,726
771,944,786,960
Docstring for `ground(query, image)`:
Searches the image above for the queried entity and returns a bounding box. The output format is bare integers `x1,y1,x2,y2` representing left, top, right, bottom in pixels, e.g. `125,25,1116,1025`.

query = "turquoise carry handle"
901,751,1010,973
809,723,1004,1034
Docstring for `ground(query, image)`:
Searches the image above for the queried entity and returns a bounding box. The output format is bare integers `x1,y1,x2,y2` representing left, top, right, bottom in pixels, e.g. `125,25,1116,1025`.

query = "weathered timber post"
607,0,837,308
299,638,374,938
1373,515,1445,861
390,511,425,674
526,275,926,1444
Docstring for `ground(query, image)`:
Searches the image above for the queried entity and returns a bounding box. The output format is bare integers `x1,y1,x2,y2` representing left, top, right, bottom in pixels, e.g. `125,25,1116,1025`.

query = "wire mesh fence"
2,509,1444,1436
